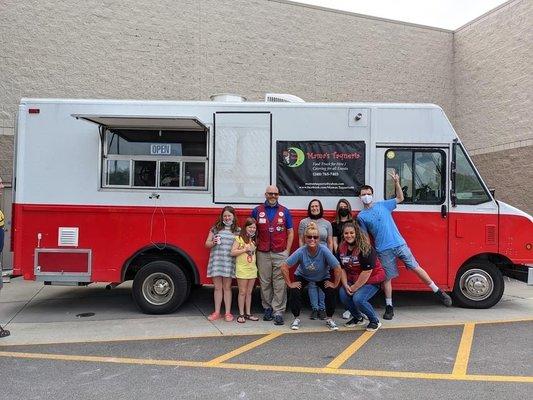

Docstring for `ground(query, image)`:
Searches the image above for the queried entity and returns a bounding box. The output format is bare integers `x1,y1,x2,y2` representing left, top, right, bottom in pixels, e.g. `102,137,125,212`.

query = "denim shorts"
378,244,419,280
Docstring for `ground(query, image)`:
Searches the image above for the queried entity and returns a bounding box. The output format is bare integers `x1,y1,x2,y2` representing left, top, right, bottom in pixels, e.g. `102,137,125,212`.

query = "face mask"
361,194,373,205
248,232,256,238
339,208,350,217
223,219,233,227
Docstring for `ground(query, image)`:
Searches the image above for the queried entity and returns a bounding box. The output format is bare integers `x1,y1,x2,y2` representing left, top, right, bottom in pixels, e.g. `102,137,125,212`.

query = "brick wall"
0,0,454,183
0,0,530,215
454,0,532,213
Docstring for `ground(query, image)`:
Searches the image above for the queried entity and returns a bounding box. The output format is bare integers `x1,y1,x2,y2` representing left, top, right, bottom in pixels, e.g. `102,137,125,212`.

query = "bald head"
265,185,280,205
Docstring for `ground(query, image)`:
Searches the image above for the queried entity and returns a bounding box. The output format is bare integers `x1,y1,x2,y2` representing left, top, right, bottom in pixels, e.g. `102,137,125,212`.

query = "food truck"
10,95,533,313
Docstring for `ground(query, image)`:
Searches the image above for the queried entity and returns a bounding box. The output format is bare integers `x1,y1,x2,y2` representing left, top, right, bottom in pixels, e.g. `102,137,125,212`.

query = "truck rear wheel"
132,260,190,314
452,260,504,309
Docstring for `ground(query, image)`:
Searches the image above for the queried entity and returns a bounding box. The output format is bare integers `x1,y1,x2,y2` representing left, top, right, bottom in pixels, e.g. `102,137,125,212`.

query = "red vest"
255,204,289,253
338,242,385,285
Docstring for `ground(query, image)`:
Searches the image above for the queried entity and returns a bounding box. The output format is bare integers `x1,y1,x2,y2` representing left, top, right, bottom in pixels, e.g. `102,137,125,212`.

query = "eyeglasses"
306,235,319,240
266,192,279,196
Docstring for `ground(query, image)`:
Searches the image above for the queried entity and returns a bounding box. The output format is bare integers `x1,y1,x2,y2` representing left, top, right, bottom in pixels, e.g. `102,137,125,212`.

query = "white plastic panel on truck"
213,112,271,204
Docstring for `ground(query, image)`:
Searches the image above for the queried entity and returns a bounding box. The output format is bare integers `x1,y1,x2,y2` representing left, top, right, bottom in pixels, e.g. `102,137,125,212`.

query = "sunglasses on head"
306,235,319,240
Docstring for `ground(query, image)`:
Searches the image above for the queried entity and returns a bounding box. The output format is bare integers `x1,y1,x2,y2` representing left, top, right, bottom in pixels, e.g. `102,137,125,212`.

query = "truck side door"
374,146,450,289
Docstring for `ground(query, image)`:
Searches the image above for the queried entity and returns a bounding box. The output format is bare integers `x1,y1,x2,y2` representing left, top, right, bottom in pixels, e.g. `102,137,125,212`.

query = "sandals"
244,314,259,321
224,313,234,322
207,311,221,321
237,315,246,323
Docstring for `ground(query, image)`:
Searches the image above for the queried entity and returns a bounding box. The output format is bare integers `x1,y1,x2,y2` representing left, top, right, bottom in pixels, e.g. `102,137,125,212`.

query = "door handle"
441,204,447,218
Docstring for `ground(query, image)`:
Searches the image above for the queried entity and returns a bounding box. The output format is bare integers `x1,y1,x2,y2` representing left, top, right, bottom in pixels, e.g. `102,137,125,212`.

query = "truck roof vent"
209,93,246,102
265,93,305,103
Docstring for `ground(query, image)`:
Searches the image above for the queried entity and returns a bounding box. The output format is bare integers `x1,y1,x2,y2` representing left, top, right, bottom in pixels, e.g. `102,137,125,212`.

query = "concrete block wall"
0,0,454,184
0,0,530,216
454,0,532,214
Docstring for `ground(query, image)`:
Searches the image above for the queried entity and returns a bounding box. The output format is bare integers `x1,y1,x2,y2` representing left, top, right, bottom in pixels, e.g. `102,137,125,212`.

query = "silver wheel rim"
459,268,494,301
142,272,175,306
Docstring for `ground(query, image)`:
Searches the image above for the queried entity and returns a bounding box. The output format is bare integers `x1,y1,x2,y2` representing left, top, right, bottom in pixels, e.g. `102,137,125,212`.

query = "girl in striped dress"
205,206,239,322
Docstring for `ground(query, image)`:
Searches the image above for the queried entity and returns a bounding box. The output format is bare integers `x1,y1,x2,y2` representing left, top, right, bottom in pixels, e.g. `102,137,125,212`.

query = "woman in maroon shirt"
338,222,385,332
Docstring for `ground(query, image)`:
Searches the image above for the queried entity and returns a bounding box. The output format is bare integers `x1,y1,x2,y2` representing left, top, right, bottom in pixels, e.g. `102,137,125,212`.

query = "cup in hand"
213,234,221,245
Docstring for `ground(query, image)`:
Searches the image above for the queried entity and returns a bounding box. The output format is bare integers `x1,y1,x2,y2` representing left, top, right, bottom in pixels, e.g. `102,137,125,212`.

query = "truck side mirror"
489,188,496,197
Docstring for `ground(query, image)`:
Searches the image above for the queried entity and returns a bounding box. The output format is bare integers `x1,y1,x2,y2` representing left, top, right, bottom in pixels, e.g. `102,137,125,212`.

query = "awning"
72,115,207,131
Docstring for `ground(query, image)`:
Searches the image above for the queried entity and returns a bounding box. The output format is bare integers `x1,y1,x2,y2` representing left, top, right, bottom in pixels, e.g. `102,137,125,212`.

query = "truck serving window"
384,149,445,204
454,145,491,205
103,129,207,189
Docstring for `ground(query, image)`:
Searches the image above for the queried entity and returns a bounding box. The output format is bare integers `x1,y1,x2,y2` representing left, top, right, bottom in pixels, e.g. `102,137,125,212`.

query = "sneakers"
344,316,364,327
291,318,301,330
310,309,318,320
326,319,339,331
435,289,453,307
383,305,394,320
273,314,284,325
366,321,382,332
342,310,351,319
263,308,273,321
318,309,327,320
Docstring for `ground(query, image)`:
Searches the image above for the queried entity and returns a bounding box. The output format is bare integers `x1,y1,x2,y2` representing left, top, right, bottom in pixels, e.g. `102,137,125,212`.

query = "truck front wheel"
452,260,504,309
132,260,189,314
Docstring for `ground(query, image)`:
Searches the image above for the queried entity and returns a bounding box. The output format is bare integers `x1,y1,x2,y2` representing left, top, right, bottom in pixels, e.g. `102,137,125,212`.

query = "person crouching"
280,222,341,331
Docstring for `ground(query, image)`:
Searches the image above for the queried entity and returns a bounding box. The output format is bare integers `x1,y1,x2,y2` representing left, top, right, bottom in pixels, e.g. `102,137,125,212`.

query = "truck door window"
455,145,491,204
103,128,207,190
385,149,445,205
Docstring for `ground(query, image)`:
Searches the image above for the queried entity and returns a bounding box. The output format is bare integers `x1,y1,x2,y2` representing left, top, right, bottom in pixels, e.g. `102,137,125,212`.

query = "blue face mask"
223,219,233,227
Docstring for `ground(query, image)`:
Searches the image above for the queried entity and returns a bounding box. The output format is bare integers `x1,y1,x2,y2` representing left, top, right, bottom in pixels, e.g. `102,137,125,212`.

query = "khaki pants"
256,250,288,314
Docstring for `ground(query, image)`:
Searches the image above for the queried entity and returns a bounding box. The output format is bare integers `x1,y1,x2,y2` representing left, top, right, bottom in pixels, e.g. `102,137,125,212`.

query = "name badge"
259,218,267,224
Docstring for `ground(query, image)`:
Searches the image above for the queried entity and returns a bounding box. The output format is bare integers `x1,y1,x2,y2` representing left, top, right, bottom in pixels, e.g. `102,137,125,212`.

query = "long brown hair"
213,206,239,233
239,217,257,244
341,221,371,256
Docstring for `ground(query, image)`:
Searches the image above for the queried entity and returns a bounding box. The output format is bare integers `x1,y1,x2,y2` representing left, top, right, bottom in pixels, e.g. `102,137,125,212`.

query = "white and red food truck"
10,95,532,313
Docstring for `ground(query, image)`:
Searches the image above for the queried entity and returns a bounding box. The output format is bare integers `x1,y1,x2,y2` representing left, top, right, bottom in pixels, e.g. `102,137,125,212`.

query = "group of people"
205,175,452,331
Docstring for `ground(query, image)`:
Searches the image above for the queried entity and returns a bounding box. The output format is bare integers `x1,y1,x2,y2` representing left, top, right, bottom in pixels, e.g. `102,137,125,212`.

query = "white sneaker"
342,310,351,319
326,319,339,331
291,318,301,330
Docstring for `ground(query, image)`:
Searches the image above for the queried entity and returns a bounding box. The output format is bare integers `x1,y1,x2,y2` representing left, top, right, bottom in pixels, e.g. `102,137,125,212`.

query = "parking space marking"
205,332,284,365
453,323,475,376
1,317,531,347
1,350,532,383
325,331,375,369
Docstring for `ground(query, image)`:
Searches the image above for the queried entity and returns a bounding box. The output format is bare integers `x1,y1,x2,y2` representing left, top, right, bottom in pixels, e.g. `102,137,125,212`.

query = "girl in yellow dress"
231,217,259,323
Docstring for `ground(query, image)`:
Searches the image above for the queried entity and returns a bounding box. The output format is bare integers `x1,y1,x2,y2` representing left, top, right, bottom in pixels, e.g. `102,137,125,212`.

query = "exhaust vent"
265,93,305,103
58,227,79,247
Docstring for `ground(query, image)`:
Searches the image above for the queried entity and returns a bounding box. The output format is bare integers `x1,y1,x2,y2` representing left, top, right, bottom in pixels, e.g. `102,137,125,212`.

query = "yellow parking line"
453,323,476,376
1,350,532,383
325,331,376,369
1,317,530,347
205,332,284,365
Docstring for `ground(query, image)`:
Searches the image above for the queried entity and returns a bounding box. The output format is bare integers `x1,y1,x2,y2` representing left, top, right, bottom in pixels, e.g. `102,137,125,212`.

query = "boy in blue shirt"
357,172,452,320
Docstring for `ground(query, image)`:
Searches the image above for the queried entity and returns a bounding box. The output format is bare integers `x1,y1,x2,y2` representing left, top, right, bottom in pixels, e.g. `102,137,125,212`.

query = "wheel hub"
142,272,175,306
153,279,170,295
460,269,494,301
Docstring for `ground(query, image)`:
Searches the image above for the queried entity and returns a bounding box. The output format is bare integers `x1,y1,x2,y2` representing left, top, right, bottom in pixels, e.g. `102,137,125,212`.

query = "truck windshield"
454,145,491,205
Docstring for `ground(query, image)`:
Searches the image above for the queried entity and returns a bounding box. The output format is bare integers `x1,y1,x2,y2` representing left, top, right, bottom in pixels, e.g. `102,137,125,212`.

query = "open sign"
150,144,171,155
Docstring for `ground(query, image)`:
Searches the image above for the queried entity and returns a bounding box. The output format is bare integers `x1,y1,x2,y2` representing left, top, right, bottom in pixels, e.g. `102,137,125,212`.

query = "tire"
452,260,504,309
132,260,190,314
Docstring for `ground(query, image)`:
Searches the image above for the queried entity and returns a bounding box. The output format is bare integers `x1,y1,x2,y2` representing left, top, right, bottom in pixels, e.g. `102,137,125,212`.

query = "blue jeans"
307,281,325,310
339,284,380,324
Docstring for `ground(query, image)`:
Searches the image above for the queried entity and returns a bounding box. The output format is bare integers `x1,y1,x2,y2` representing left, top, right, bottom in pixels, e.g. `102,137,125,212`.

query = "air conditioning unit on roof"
264,93,305,103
